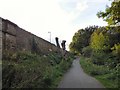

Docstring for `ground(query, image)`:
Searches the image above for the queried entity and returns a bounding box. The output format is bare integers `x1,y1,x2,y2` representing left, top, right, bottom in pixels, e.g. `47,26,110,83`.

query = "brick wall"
1,17,61,58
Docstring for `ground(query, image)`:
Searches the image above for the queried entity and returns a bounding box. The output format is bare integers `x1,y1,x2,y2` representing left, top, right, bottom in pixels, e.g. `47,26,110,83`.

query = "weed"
2,51,74,88
80,56,119,88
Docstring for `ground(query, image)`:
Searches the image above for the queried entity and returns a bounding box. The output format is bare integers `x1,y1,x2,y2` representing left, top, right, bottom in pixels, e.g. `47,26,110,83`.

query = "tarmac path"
58,58,105,88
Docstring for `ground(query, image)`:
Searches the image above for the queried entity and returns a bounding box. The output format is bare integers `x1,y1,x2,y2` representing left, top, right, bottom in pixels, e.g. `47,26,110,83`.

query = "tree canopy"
97,0,120,26
69,26,98,54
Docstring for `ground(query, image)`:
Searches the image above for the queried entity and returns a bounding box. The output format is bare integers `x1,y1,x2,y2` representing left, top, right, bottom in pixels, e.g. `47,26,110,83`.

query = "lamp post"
48,32,51,43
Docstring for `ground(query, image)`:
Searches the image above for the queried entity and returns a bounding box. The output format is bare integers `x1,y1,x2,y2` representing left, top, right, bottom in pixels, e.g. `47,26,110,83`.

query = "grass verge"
79,56,119,89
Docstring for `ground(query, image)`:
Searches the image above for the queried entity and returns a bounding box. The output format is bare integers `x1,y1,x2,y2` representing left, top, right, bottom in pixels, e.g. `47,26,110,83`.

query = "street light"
48,32,51,43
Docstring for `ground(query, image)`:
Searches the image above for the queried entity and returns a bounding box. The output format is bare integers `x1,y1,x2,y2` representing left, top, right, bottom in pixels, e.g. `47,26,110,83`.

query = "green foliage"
59,58,73,72
91,51,119,68
80,56,119,88
97,1,120,25
91,51,107,65
69,26,98,54
69,0,120,88
90,30,110,52
95,74,118,89
107,27,120,48
80,57,110,76
82,46,92,57
2,52,74,88
47,52,62,65
112,43,120,59
89,27,120,67
3,52,49,88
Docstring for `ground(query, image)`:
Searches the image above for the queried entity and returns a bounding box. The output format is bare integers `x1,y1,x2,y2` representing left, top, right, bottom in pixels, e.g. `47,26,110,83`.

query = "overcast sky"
0,0,112,50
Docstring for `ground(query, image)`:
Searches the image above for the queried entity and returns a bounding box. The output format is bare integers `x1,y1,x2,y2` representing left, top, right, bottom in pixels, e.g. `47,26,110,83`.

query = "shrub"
111,44,120,65
82,46,92,57
80,56,119,88
108,63,120,80
91,51,108,65
112,44,120,57
47,52,62,65
2,52,74,88
80,57,110,76
3,52,50,88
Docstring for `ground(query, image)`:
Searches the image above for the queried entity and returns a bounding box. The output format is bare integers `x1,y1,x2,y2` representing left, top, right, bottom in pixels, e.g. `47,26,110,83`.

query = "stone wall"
1,17,61,58
0,18,2,60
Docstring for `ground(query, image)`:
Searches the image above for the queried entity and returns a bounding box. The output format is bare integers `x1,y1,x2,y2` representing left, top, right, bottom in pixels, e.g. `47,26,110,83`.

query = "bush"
2,52,74,88
80,57,110,76
3,55,48,88
91,51,104,65
47,52,62,65
80,56,119,88
108,63,120,80
82,46,92,57
111,44,120,65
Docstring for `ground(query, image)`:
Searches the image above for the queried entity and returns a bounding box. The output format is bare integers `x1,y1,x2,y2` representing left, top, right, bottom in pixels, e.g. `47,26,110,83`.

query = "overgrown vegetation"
2,51,74,88
80,57,119,88
69,0,120,89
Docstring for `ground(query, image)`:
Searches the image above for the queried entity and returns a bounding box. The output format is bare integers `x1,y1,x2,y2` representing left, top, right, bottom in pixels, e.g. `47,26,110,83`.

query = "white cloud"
76,1,88,12
59,0,88,21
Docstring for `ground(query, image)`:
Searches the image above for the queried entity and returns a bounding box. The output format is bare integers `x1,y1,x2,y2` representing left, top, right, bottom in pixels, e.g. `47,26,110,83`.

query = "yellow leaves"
90,31,109,51
111,43,120,56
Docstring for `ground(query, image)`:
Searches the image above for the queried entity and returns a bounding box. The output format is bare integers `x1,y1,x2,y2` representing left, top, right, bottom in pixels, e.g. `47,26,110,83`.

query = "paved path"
58,58,105,88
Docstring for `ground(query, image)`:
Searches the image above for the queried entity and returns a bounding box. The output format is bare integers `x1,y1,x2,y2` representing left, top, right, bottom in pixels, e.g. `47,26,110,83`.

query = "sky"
0,0,112,50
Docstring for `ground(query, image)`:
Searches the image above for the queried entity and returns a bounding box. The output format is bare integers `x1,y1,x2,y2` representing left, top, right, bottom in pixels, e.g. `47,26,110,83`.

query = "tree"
97,0,120,26
90,30,110,52
55,37,60,48
97,0,120,53
69,26,98,54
